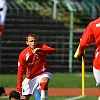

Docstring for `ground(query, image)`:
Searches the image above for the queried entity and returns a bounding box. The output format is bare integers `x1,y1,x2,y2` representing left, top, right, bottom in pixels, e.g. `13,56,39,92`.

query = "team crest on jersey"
34,53,43,64
35,54,39,60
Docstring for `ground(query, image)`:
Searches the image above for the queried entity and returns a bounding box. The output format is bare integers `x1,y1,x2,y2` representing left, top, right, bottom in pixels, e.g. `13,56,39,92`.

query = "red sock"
40,82,48,90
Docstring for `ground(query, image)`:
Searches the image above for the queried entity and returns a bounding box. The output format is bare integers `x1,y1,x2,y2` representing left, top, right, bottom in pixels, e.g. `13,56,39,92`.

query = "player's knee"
40,82,48,90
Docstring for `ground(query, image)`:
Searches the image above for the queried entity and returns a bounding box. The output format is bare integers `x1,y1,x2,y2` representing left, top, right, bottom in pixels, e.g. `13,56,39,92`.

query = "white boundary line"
65,95,85,100
0,96,9,98
0,95,85,100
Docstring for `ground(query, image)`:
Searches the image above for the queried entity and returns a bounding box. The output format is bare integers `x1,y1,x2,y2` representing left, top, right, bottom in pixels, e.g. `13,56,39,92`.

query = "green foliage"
14,0,50,3
11,0,92,28
32,0,50,2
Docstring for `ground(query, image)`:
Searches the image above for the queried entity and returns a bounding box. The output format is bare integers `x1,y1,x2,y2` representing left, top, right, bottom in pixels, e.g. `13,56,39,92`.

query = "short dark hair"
26,34,38,41
9,91,20,100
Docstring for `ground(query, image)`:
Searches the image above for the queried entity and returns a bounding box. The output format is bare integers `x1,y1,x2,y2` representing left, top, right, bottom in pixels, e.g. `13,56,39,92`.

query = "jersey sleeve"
40,44,56,54
16,54,26,92
78,22,94,56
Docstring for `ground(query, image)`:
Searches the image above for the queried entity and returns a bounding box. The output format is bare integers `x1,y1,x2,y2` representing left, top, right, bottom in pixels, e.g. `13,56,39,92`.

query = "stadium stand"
0,0,99,73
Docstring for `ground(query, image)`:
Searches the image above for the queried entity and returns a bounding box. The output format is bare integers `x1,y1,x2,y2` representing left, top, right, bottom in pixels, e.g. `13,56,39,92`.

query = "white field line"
0,96,9,98
65,95,85,100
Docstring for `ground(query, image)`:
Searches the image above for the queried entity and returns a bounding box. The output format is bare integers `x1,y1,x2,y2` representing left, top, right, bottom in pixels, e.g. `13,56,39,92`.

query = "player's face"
26,36,37,50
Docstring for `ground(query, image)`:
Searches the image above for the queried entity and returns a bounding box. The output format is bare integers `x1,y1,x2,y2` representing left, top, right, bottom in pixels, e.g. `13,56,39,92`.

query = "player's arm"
16,69,24,93
41,44,56,54
77,23,94,62
16,56,25,93
33,44,56,54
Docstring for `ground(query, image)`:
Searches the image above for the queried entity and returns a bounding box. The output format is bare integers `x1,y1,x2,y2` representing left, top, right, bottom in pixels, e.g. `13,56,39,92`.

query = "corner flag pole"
82,56,85,96
74,45,85,96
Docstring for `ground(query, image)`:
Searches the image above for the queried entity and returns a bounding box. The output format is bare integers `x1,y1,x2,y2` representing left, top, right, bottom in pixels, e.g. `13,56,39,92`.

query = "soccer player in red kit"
76,17,100,100
16,34,56,100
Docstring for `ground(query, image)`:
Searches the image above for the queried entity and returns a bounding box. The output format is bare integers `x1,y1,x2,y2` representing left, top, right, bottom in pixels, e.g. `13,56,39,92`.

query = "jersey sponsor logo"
27,62,34,66
27,54,40,66
96,23,100,27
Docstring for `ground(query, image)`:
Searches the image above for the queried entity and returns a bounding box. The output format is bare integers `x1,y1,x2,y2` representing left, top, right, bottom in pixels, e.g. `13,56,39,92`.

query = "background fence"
0,0,100,73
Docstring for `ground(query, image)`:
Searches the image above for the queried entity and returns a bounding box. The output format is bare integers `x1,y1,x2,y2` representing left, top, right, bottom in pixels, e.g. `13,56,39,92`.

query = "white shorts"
93,67,100,86
22,72,52,95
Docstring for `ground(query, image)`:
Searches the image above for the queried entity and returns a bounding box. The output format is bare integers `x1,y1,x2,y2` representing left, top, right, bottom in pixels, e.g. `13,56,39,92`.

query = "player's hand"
32,48,41,53
17,91,21,94
18,91,22,97
76,55,84,63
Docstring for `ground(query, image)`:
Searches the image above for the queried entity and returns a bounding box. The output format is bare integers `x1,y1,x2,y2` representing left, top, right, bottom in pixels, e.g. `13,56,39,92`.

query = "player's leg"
40,77,49,100
93,67,100,100
39,72,52,100
21,78,37,100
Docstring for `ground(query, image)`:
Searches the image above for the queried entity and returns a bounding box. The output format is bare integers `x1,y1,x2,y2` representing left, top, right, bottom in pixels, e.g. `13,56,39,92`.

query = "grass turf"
0,72,97,88
0,96,98,100
0,73,99,100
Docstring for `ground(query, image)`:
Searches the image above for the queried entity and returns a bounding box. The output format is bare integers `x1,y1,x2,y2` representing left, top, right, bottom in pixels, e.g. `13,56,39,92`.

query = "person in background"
0,0,7,36
16,34,56,100
9,91,20,100
76,17,100,100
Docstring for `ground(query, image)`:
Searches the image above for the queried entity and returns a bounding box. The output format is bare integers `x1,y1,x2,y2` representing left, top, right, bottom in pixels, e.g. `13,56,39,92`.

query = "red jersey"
16,43,56,92
78,17,100,70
